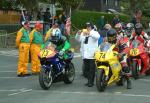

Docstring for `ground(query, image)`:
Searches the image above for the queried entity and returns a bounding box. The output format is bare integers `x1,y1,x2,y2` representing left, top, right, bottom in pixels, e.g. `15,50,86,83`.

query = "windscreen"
132,40,140,48
99,42,112,52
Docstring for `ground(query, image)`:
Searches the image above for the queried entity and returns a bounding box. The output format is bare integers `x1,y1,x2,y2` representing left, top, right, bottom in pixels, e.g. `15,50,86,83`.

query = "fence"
0,24,20,48
0,30,17,48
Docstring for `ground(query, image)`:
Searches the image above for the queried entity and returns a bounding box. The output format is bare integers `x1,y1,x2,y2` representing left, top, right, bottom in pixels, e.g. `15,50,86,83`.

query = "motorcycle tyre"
132,61,139,79
64,62,75,84
39,68,53,90
96,69,106,92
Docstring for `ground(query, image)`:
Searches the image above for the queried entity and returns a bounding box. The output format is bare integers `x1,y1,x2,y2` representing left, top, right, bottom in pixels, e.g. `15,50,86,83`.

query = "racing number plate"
40,49,53,58
130,49,139,56
99,52,106,59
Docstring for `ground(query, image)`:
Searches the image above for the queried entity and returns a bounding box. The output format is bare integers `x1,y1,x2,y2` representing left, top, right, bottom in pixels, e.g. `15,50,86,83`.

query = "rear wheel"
39,68,53,90
64,63,75,84
145,69,150,76
132,61,139,79
96,69,107,92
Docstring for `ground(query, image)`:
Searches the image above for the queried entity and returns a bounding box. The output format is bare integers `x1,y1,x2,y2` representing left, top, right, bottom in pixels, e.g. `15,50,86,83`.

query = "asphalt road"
0,49,150,103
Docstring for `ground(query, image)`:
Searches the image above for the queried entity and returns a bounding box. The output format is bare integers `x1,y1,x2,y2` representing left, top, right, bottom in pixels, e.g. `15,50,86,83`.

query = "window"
103,0,108,5
115,0,118,6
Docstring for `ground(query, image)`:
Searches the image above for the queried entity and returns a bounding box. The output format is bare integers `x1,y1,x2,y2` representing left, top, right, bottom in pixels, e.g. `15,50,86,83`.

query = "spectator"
75,22,100,87
43,8,51,34
98,24,112,45
59,11,67,35
112,15,120,27
97,16,106,30
131,9,142,26
37,9,43,20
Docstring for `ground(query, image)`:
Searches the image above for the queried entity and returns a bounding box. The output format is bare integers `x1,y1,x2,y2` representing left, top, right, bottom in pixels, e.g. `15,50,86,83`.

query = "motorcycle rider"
114,23,125,42
107,29,132,89
125,23,134,38
130,23,150,75
49,24,71,60
30,21,44,74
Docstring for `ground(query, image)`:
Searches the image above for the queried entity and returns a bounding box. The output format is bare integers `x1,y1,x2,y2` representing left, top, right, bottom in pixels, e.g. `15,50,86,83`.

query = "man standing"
76,22,100,87
30,22,44,74
16,21,30,77
97,16,106,30
43,8,51,34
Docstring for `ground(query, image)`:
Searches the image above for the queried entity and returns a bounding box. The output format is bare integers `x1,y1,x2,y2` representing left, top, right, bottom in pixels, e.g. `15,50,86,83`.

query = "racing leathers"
130,31,150,75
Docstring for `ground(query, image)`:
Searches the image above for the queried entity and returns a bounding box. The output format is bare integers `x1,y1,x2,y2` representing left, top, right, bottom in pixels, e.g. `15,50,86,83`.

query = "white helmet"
126,23,134,29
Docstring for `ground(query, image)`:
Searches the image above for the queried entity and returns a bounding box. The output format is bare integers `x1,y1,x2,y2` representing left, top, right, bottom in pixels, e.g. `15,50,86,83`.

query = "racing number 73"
42,50,49,57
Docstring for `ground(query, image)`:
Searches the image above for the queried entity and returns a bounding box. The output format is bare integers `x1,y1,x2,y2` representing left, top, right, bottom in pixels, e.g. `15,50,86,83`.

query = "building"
83,0,120,12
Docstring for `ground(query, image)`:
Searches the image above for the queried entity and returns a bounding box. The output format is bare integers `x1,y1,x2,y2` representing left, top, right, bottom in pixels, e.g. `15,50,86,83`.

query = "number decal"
99,53,105,59
132,49,138,55
42,50,49,57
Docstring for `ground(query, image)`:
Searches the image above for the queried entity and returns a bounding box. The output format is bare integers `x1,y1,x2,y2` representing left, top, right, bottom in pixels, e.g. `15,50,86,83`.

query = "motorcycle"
38,42,75,90
129,40,150,79
94,42,124,92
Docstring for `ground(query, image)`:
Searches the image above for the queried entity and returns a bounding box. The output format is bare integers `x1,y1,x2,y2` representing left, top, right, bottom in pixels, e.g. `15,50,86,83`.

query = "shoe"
17,73,24,77
85,82,89,86
88,83,94,87
17,74,24,77
127,79,132,89
32,72,39,75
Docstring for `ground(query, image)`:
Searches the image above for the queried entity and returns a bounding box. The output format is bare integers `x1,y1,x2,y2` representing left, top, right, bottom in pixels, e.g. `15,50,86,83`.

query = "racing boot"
126,78,132,89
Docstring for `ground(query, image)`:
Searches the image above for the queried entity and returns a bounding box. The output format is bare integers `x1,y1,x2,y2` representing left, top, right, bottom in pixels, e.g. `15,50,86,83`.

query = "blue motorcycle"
38,43,75,90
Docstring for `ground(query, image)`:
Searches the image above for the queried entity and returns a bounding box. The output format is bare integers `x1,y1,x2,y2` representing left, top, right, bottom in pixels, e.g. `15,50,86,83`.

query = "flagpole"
21,7,26,21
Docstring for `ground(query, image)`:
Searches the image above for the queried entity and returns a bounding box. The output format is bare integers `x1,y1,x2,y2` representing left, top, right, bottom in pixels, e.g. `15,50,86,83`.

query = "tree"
56,0,84,16
121,0,150,17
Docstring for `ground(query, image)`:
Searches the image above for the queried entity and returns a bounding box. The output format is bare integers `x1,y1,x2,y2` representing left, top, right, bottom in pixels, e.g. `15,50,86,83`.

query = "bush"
71,10,150,30
71,10,130,30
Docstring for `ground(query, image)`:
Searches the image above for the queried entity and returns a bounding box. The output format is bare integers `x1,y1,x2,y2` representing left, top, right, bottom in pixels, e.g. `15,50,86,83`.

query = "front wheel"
39,68,53,90
132,61,139,79
64,63,75,84
96,69,107,92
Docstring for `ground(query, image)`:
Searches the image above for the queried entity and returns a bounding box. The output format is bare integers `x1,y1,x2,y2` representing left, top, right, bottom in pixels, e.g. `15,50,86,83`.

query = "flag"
65,17,71,36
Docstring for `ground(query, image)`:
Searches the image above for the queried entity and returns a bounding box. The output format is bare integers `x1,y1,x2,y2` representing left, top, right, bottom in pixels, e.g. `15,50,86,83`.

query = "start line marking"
0,50,81,58
33,90,150,98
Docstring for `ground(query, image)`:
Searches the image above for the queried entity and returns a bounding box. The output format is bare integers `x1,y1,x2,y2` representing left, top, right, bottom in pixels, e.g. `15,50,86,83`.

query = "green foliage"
71,10,130,29
121,0,150,18
56,0,83,16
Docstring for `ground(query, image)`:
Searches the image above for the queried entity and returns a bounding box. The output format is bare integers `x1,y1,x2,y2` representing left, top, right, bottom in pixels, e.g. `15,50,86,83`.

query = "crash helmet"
135,23,143,35
126,23,134,37
115,23,122,31
107,29,117,44
51,28,62,44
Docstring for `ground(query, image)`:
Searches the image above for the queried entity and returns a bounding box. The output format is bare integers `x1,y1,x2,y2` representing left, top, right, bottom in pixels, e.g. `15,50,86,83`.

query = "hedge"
71,10,130,30
71,10,150,30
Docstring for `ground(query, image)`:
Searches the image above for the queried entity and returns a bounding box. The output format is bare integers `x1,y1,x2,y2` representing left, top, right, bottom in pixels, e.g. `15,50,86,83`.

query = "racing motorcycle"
94,42,124,92
129,40,150,79
38,42,75,90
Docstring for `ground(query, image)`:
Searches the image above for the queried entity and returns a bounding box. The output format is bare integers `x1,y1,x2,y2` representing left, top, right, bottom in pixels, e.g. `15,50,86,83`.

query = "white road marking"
0,71,16,73
0,77,28,79
139,79,150,82
0,65,17,68
8,89,32,96
114,92,150,98
33,90,150,98
0,88,27,92
0,50,81,58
